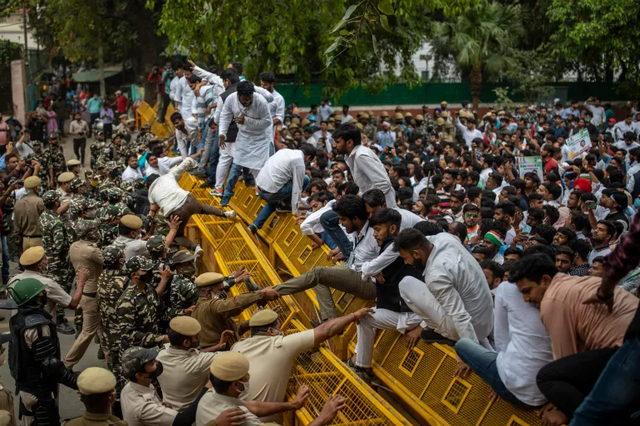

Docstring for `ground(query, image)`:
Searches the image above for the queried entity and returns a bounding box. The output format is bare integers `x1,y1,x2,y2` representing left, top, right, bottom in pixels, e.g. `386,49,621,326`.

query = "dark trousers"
56,117,65,135
158,93,171,123
170,194,222,250
103,123,113,141
89,113,99,137
73,138,86,165
537,347,618,419
172,388,207,426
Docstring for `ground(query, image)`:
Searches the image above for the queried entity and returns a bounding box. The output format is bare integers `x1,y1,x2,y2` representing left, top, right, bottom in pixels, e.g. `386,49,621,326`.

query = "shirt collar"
128,381,157,395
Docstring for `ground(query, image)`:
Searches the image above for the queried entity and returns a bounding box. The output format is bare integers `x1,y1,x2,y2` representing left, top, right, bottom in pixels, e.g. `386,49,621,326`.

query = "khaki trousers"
22,237,42,252
63,295,103,368
274,265,376,320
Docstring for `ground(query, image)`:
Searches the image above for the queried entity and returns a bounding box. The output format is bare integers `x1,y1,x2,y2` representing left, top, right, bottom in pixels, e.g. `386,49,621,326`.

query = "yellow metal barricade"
178,170,544,426
135,101,175,138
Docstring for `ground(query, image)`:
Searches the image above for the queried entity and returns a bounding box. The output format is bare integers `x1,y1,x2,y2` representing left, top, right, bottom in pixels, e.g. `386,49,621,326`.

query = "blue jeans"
320,210,352,258
570,338,640,426
252,177,310,230
221,163,244,203
455,339,534,408
321,231,338,250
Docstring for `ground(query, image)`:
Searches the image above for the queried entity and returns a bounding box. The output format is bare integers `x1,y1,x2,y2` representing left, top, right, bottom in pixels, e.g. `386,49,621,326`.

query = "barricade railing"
135,101,175,138
178,172,544,426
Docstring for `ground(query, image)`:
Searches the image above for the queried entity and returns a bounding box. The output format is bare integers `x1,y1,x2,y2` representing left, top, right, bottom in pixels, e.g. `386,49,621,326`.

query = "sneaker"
276,205,292,213
224,210,237,221
57,322,75,335
194,245,204,257
245,179,256,187
248,224,258,235
199,181,214,189
189,169,207,178
210,188,224,197
220,197,230,207
420,329,456,346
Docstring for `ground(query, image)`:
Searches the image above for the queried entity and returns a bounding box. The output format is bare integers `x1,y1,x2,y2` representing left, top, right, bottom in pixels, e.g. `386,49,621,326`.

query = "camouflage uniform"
39,191,73,322
97,247,127,364
113,256,164,395
45,142,67,178
97,205,122,248
417,115,437,137
26,149,51,189
362,123,376,141
168,274,198,319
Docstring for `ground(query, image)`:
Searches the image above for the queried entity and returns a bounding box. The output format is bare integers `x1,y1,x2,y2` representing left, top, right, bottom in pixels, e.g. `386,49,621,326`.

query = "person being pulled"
8,278,78,426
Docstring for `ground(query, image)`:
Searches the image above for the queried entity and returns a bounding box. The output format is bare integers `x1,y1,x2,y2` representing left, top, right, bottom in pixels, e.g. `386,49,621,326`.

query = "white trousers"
215,143,236,190
399,276,460,341
355,307,423,368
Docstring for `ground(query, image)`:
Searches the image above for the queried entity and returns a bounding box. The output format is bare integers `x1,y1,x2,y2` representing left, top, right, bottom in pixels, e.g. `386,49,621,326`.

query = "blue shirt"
87,97,102,114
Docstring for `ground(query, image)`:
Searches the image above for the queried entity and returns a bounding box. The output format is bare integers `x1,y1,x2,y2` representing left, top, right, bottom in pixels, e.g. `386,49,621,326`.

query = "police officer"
109,215,145,257
191,273,280,349
231,308,370,422
13,176,45,252
66,367,125,426
97,247,127,368
120,346,210,426
67,159,81,176
167,250,199,319
156,316,219,411
39,190,74,334
8,278,78,426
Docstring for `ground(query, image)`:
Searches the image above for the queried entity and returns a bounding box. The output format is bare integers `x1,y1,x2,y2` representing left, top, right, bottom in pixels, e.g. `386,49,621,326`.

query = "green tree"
547,0,640,95
151,0,474,98
431,0,524,110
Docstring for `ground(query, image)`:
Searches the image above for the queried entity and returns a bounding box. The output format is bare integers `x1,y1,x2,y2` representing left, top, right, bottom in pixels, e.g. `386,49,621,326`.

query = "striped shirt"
194,85,215,130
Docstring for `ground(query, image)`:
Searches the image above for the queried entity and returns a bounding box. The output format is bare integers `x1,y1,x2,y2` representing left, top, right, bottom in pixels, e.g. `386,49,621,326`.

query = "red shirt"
544,157,558,174
116,95,127,113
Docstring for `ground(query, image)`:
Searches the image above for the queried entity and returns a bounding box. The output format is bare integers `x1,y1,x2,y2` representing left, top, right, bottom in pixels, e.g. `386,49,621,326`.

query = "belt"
22,235,42,238
82,292,97,298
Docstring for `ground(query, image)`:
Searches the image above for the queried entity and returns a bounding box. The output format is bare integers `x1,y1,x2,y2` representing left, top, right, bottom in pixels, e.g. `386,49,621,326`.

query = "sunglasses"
465,213,478,219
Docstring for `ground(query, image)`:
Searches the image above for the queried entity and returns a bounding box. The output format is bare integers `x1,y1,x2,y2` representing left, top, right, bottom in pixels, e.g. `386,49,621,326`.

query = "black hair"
546,183,562,200
168,328,190,347
450,222,467,244
466,186,482,201
413,221,444,236
555,244,575,259
118,223,136,236
211,375,234,394
509,253,558,283
394,228,431,251
332,123,362,147
397,187,414,202
489,172,503,187
299,143,316,160
151,145,164,158
495,200,516,217
504,246,523,259
80,391,114,412
592,256,605,264
532,224,557,245
362,189,386,208
250,320,279,336
146,174,160,189
237,81,255,98
450,190,465,203
597,220,616,238
543,205,560,226
221,69,240,84
259,71,275,84
479,260,505,281
369,208,402,229
229,61,243,75
332,195,367,221
170,112,182,123
569,238,592,261
557,227,577,241
188,74,202,84
463,203,479,213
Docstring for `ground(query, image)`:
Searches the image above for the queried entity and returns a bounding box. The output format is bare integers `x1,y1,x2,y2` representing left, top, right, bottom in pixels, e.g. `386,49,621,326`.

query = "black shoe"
244,277,261,292
275,205,292,213
420,329,456,346
57,322,75,335
199,181,214,189
97,346,105,360
244,179,256,187
189,169,207,177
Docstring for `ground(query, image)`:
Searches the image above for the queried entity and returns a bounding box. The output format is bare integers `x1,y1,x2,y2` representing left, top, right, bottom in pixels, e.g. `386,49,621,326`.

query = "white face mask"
237,380,250,397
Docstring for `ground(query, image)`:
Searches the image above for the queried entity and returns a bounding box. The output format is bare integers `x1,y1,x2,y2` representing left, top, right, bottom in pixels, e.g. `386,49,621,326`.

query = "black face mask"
39,293,48,308
147,361,163,379
139,271,154,283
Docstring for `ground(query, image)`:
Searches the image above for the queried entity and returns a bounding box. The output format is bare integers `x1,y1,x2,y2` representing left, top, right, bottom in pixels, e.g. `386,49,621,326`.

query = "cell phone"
585,201,597,210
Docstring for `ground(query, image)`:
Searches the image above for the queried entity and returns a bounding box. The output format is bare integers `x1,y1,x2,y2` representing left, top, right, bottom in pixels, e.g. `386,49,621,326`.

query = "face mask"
189,337,200,348
180,263,196,277
237,379,250,397
139,271,154,283
39,293,48,308
148,361,163,379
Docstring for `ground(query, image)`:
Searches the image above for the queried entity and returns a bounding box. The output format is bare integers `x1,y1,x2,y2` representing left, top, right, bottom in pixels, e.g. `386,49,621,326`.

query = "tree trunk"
98,44,106,98
470,63,482,112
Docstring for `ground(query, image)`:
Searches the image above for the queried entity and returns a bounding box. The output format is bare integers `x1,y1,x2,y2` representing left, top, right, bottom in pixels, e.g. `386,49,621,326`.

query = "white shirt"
343,113,354,123
613,121,637,140
122,166,143,183
174,125,198,159
396,207,425,230
588,246,612,264
312,130,333,152
494,282,553,406
121,382,177,426
616,141,640,152
158,156,184,174
319,104,334,121
268,89,285,124
145,165,161,178
148,158,195,216
346,144,396,208
10,270,71,317
349,222,379,273
218,91,272,170
179,77,194,117
300,200,336,236
455,118,483,148
626,162,640,194
169,76,182,102
585,103,606,127
423,233,494,342
255,149,306,214
196,389,261,426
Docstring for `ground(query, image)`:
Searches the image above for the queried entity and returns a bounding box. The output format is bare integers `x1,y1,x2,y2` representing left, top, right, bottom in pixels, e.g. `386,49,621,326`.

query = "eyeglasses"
465,213,478,219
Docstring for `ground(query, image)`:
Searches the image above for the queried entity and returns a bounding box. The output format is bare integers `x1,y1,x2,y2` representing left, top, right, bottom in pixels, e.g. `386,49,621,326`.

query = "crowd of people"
0,57,638,426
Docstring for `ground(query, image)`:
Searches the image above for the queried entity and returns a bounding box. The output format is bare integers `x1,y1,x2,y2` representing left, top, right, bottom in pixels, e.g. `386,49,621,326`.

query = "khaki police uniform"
191,273,264,348
156,317,218,411
232,310,315,423
195,352,262,426
66,367,126,426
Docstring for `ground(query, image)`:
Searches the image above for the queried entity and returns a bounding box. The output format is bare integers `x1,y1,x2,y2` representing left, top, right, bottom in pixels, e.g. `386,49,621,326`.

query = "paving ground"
0,126,105,419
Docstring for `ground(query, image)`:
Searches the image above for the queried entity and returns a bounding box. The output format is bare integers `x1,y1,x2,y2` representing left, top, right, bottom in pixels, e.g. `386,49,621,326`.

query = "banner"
518,156,543,182
566,128,592,160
